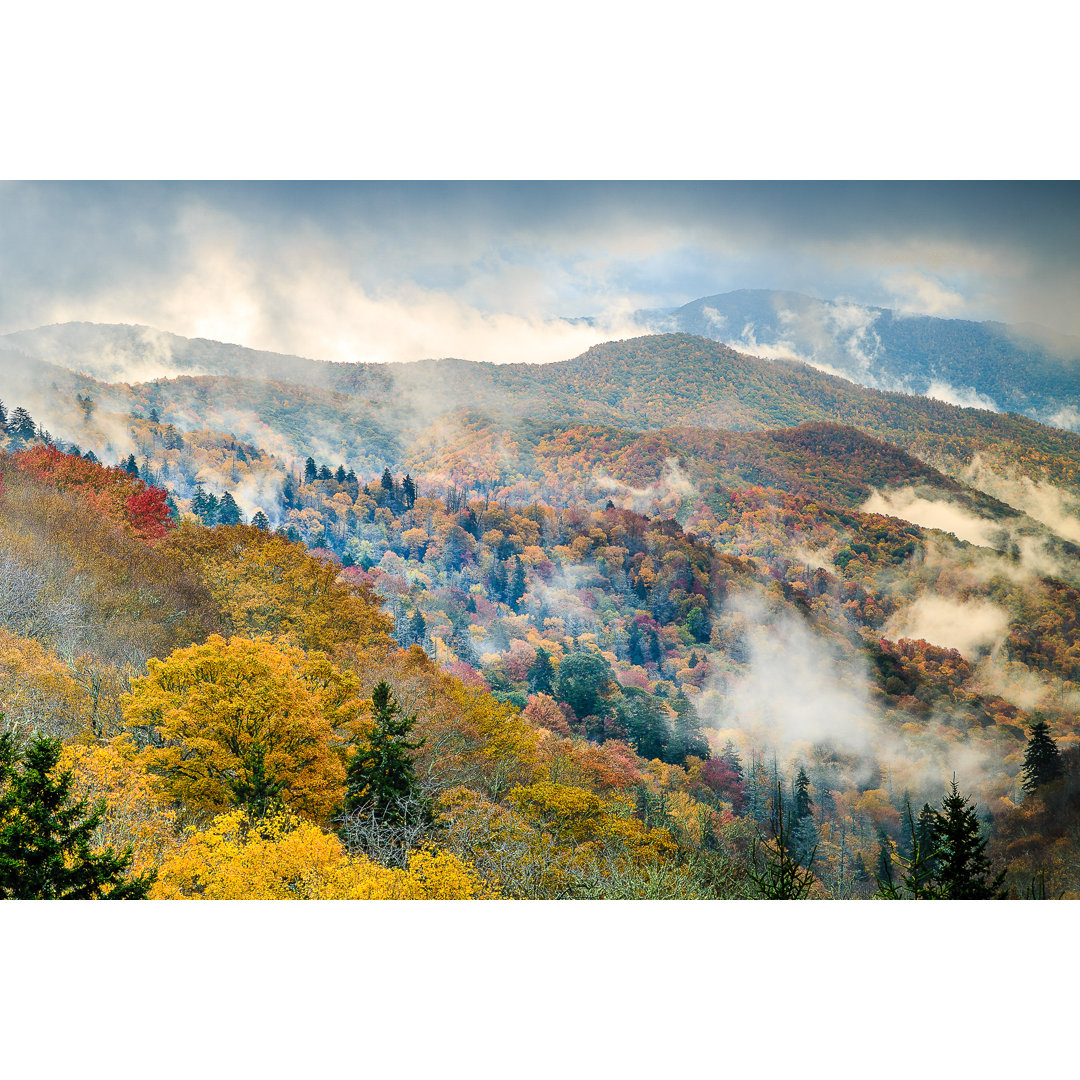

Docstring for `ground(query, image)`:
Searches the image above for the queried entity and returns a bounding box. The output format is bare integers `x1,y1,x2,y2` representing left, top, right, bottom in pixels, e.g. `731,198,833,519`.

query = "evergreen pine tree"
747,782,817,899
628,621,645,666
1021,719,1065,794
318,464,333,481
0,730,153,899
915,802,939,875
380,467,394,496
9,406,36,442
648,628,662,666
491,559,508,604
408,609,428,647
218,491,243,526
791,813,819,869
198,492,220,526
252,509,270,531
449,615,479,666
304,457,318,482
507,556,527,611
932,778,1006,899
191,482,216,525
794,766,813,819
228,743,285,819
875,801,944,899
123,453,139,476
720,740,744,781
0,398,7,431
335,464,347,483
342,682,427,825
528,647,556,695
669,692,709,763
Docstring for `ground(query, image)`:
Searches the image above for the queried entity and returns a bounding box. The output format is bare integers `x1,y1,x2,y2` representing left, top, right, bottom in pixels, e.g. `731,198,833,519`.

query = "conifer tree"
720,740,744,781
123,453,139,476
794,766,813,819
747,782,817,899
628,621,645,666
0,730,152,899
528,647,556,695
931,778,1006,899
875,801,944,899
318,464,332,481
342,682,427,826
402,474,416,509
8,406,35,442
1021,719,1065,794
252,509,270,531
0,398,6,431
491,559,508,604
507,556,527,611
669,692,709,763
648,628,662,666
304,457,317,483
408,609,428,648
217,491,243,526
192,486,218,526
335,464,347,483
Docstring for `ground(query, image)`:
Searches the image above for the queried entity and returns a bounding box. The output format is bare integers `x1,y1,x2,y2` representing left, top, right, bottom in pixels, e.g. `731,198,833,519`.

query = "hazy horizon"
2,181,1079,368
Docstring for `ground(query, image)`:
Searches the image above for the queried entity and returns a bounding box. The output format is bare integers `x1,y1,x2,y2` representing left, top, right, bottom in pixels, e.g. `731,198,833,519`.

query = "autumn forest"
3,324,1080,901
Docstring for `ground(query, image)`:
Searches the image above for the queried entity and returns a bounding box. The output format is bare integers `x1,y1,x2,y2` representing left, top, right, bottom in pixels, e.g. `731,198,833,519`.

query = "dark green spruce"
0,729,153,900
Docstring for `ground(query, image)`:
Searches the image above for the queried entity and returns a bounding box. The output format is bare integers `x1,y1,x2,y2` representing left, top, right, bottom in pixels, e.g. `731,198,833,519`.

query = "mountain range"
4,303,1080,898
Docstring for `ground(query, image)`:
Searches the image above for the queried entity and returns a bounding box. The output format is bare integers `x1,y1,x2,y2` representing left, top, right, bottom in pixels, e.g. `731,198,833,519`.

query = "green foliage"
527,647,555,695
1021,719,1065,794
0,728,153,899
343,682,428,825
747,784,818,899
555,651,617,724
879,782,1005,900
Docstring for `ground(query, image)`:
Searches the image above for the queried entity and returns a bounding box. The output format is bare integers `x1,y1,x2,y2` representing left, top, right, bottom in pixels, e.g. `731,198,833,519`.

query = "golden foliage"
61,737,180,876
159,522,395,657
151,808,492,899
124,635,358,823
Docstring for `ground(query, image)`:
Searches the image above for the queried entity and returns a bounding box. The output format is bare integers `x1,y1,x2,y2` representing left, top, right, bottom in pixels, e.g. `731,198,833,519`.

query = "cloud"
924,380,999,411
860,487,1002,546
883,270,967,317
884,594,1010,657
696,594,1007,800
594,457,697,513
960,455,1080,544
3,181,1080,364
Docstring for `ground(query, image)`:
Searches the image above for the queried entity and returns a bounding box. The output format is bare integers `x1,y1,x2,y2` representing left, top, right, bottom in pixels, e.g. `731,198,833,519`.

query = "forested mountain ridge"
9,327,1080,504
632,289,1080,427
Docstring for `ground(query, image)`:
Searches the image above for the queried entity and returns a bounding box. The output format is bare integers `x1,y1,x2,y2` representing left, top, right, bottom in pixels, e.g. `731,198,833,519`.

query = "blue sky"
2,181,1077,364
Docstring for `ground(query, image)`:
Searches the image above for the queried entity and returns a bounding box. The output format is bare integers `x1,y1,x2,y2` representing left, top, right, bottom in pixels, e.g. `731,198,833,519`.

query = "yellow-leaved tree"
61,736,180,877
151,808,493,899
124,635,361,823
159,523,395,658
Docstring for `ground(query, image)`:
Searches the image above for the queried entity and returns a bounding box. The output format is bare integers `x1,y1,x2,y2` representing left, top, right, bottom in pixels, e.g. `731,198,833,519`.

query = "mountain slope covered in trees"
4,326,1080,898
